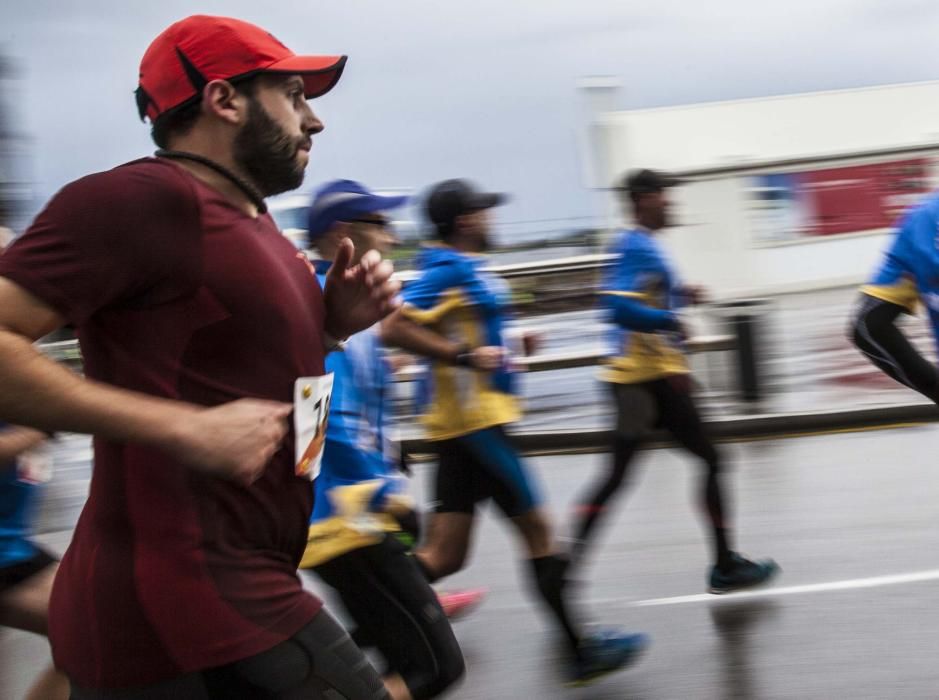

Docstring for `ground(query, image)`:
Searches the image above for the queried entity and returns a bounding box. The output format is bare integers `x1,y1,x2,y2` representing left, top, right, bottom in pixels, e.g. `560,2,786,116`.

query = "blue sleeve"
860,208,923,313
600,237,678,331
608,296,679,331
401,262,473,324
402,264,462,308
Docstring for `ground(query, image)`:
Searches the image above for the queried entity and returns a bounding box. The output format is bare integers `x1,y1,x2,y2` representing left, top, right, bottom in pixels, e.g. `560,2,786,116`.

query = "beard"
233,98,309,197
468,226,492,252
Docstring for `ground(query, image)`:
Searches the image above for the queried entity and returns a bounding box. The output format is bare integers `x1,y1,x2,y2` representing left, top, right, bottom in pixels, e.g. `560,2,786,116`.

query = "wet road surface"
4,423,939,698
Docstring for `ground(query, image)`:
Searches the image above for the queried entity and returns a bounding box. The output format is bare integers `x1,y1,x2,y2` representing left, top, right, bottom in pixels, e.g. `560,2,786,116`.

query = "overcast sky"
3,0,939,240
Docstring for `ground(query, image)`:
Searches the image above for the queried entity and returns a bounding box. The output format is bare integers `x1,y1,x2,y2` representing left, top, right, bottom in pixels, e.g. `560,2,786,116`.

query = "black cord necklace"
155,149,267,214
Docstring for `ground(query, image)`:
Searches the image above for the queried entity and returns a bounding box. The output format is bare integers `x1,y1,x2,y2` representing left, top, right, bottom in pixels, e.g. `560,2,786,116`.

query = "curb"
402,402,939,456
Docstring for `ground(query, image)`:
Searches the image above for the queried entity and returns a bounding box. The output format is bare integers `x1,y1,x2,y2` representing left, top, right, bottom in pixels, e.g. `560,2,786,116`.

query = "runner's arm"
602,292,681,332
850,293,939,403
0,425,46,464
380,308,463,363
0,276,207,442
0,277,290,484
601,238,679,332
0,169,292,484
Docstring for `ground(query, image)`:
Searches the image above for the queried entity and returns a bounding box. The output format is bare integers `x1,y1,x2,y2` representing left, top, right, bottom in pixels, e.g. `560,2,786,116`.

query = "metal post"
711,299,768,403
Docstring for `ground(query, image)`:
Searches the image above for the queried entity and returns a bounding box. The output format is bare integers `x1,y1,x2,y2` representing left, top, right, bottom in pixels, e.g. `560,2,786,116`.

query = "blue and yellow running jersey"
401,245,520,441
599,228,690,384
301,264,404,568
0,423,42,569
860,193,939,343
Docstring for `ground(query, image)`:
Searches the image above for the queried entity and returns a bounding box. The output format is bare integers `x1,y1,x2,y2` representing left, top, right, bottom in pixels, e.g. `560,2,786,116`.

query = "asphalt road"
4,422,939,698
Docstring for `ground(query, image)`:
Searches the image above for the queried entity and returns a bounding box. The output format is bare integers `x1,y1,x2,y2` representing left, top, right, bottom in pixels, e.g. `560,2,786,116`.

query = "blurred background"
4,1,939,698
5,0,937,429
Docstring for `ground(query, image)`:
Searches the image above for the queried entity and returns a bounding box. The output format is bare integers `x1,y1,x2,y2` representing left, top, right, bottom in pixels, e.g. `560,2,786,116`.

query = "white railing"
40,334,735,378
393,253,616,284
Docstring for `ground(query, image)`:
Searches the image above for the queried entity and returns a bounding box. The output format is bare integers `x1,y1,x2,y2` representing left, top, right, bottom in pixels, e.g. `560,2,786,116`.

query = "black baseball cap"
425,179,508,227
619,169,683,195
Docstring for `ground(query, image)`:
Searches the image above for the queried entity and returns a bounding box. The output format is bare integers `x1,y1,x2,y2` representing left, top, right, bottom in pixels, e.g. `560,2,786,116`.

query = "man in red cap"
0,15,399,698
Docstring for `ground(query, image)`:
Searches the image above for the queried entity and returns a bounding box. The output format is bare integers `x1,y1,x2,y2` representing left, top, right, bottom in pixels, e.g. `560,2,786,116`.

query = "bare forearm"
0,330,197,447
381,313,460,362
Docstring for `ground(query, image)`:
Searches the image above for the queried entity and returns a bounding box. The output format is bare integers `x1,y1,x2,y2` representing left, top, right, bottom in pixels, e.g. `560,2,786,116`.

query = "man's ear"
202,79,249,127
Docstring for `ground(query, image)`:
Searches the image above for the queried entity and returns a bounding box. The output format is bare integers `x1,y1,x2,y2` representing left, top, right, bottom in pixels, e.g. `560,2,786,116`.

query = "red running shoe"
437,588,487,620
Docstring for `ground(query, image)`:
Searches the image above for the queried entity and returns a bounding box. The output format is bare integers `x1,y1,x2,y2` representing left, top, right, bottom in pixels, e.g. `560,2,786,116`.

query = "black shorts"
609,377,718,463
314,535,464,700
69,611,389,700
433,425,542,518
0,547,57,594
609,376,698,438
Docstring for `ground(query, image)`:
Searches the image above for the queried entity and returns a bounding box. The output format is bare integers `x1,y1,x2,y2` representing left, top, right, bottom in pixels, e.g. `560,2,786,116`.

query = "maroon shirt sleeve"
0,159,200,326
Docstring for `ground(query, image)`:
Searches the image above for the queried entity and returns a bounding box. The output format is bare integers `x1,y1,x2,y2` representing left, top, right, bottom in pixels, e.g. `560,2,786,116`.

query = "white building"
583,81,939,297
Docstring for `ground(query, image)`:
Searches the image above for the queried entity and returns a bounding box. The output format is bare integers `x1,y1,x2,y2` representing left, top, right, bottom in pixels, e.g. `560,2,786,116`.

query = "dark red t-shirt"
0,158,326,687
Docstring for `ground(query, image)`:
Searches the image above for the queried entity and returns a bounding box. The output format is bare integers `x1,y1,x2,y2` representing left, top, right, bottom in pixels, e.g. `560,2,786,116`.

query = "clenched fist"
167,399,293,485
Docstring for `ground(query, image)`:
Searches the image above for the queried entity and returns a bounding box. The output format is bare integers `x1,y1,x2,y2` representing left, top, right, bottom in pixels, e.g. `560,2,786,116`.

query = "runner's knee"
415,644,465,699
426,544,468,578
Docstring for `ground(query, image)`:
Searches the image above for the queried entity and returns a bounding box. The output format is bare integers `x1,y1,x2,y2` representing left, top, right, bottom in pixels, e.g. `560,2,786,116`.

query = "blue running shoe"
709,553,779,594
566,629,650,687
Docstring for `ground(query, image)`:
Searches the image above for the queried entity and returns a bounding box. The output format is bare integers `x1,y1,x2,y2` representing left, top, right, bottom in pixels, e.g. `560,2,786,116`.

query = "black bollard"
712,299,768,404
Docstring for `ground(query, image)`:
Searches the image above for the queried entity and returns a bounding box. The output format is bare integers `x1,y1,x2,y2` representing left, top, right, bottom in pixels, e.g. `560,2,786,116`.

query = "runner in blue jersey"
0,227,68,700
298,180,464,700
851,191,939,403
571,169,778,594
382,178,649,687
0,426,68,700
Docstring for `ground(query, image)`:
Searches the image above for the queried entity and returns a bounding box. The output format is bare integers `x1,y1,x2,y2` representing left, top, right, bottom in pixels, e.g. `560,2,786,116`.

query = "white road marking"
629,568,939,607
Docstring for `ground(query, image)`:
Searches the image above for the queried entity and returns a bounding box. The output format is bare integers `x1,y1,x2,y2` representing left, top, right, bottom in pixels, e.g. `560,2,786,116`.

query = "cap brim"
468,192,508,210
360,194,410,213
266,55,347,98
308,192,410,238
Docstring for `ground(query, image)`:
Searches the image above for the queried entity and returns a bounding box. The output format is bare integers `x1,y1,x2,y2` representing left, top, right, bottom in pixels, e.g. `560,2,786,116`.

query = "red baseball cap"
136,15,347,122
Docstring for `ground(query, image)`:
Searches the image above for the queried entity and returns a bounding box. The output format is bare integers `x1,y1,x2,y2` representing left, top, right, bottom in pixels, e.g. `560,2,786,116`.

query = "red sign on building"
749,157,934,242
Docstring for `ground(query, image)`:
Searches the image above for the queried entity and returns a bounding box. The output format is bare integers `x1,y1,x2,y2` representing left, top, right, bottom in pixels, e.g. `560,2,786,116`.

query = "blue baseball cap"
307,180,409,238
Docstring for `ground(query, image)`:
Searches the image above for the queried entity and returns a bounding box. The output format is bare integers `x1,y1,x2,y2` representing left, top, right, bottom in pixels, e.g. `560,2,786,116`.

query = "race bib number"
293,374,334,481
